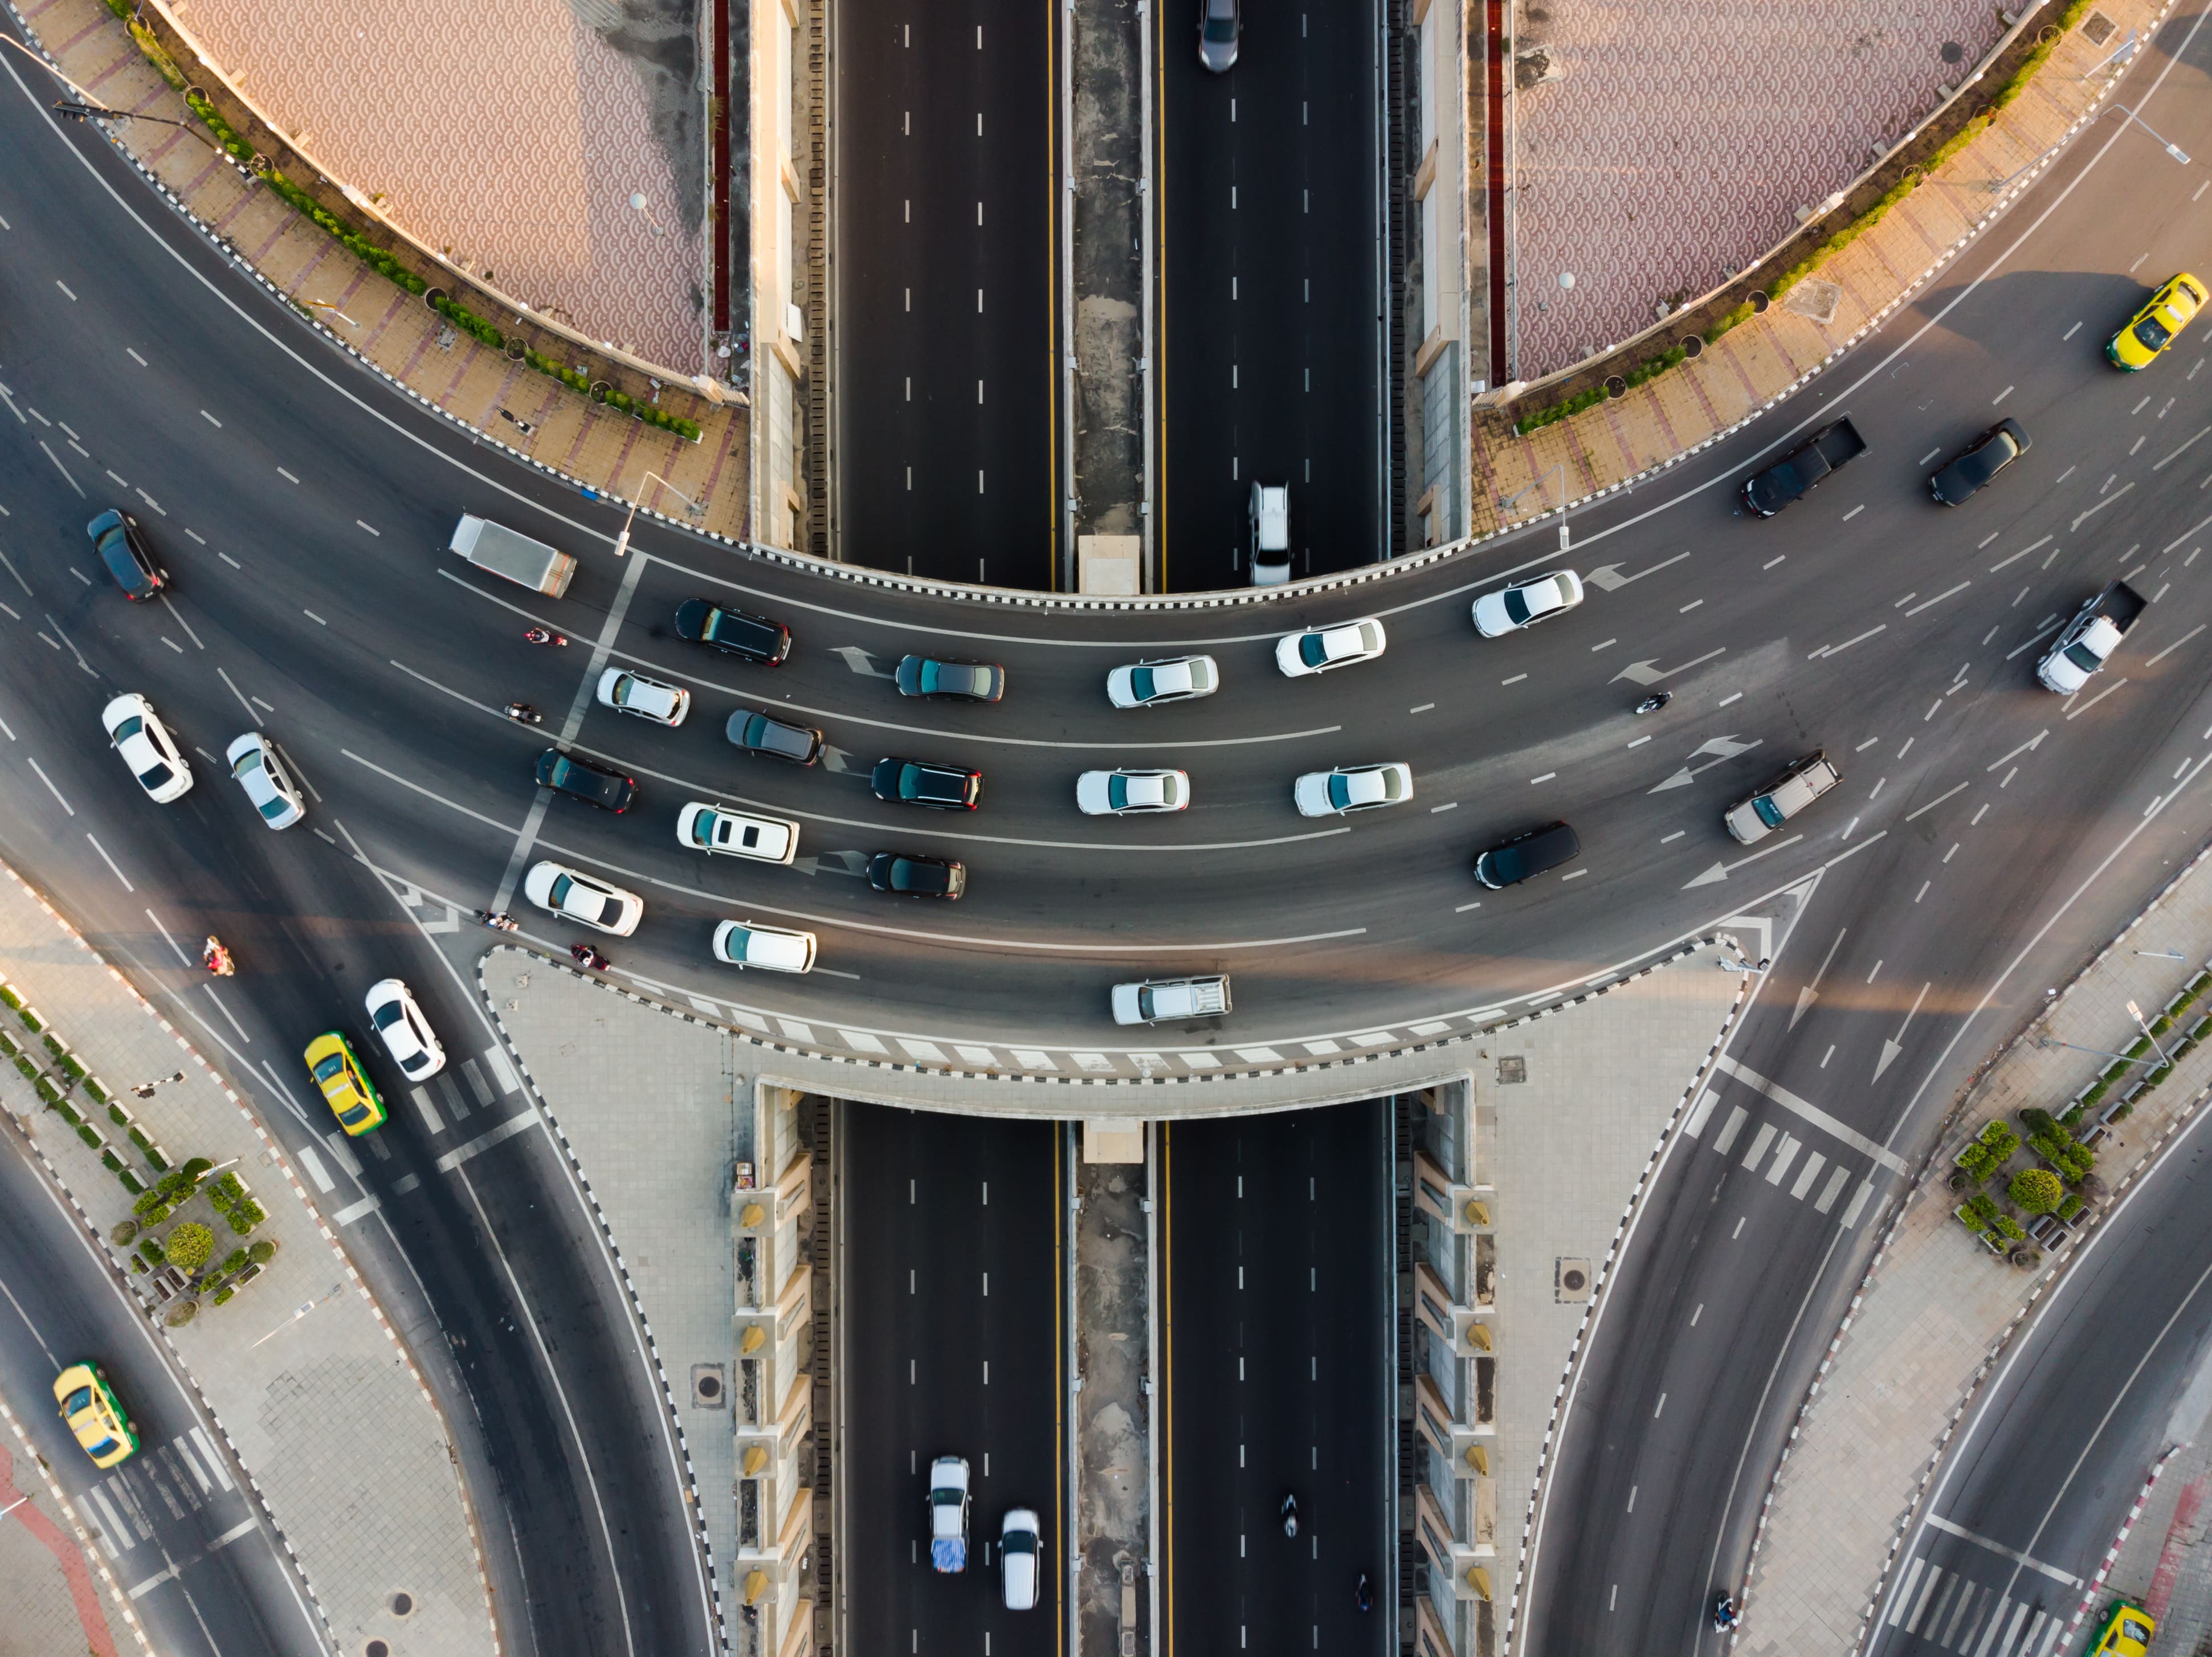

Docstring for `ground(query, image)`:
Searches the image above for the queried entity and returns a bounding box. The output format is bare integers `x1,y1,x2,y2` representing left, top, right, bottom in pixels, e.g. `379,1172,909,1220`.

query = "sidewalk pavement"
483,953,741,1643
1490,940,1749,1645
0,1422,138,1657
11,0,751,544
1743,842,2212,1656
2105,1435,2212,1647
0,863,495,1657
1474,0,2169,541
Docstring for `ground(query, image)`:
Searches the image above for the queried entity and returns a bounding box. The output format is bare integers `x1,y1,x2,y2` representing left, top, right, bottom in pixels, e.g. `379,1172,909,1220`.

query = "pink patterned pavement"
173,0,704,372
1509,0,2007,379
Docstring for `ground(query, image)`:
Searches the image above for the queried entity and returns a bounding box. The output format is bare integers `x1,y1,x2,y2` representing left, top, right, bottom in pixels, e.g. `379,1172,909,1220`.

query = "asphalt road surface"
1523,18,2212,1648
0,1115,312,1657
1156,0,1385,590
1160,1104,1394,1656
840,1104,1063,1654
835,0,1059,584
1861,1093,2212,1657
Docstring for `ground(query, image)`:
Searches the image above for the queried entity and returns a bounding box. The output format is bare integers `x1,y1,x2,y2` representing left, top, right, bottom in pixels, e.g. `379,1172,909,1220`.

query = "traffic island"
1072,1122,1153,1657
0,862,496,1657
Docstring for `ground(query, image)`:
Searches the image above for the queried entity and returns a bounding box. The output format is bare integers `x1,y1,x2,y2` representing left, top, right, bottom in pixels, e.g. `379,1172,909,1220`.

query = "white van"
677,802,800,864
1249,481,1290,585
1724,751,1840,844
711,920,817,974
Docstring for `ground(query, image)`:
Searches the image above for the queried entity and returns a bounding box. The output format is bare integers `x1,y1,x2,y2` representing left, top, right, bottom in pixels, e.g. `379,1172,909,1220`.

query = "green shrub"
1993,0,2096,109
182,1158,213,1180
117,1168,144,1195
165,1222,214,1274
216,1248,251,1279
75,1123,99,1149
43,1035,66,1060
212,1286,235,1306
209,1173,245,1210
247,1239,276,1266
13,1055,36,1083
144,1146,169,1173
140,1235,165,1263
2009,1168,2063,1213
83,1079,107,1104
0,1031,15,1056
36,1077,64,1108
108,1104,129,1127
0,986,20,1009
1994,1214,2026,1240
2056,1192,2086,1222
226,1198,266,1235
22,1007,44,1034
101,1149,124,1173
1954,1203,1987,1235
129,19,186,88
1705,300,1756,344
1966,1192,2003,1229
133,1188,167,1218
1978,1121,2020,1156
2019,1107,2060,1137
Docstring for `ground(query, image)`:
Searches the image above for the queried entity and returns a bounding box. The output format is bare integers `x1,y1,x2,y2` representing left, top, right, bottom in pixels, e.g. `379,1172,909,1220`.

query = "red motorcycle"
201,936,235,977
569,943,610,972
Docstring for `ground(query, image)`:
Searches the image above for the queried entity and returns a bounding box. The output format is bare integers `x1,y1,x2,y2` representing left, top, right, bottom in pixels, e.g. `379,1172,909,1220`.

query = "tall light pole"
2109,101,2191,166
611,470,700,558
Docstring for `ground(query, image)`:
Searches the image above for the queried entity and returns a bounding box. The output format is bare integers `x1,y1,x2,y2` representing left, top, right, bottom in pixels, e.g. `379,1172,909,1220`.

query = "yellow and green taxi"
2088,1598,2155,1656
2108,272,2207,369
304,1030,386,1135
52,1363,137,1469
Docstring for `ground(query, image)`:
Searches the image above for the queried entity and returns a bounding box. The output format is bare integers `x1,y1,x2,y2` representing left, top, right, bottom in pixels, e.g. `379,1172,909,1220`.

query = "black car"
674,598,791,664
871,756,982,810
868,851,967,899
726,708,823,765
1929,418,2030,507
894,655,1006,703
1473,820,1581,889
535,749,636,813
85,509,167,601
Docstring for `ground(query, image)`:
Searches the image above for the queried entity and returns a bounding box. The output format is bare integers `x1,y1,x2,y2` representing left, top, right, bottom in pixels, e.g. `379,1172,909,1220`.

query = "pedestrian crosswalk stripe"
480,1043,521,1095
321,1132,362,1177
1990,1598,2031,1657
459,1057,495,1106
295,1143,334,1193
1741,1122,1778,1173
190,1427,233,1491
1712,1104,1749,1154
1790,1150,1828,1199
1765,1133,1803,1185
1840,1180,1878,1229
1814,1164,1851,1213
172,1433,213,1495
1907,1563,1944,1632
84,1484,128,1556
1889,1557,1927,1625
410,1087,444,1134
1684,1087,1720,1136
437,1071,470,1121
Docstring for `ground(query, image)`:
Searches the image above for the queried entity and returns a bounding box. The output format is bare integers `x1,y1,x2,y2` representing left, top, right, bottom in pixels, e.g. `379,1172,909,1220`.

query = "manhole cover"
366,1643,390,1657
390,1591,413,1617
1556,1258,1594,1303
2081,10,2116,45
692,1362,728,1410
1497,1055,1528,1085
1940,39,1965,63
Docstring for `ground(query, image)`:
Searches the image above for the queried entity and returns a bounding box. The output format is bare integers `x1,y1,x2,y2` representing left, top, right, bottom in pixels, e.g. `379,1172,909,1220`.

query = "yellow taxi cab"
52,1363,138,1469
2088,1598,2156,1656
304,1030,386,1135
2108,272,2207,369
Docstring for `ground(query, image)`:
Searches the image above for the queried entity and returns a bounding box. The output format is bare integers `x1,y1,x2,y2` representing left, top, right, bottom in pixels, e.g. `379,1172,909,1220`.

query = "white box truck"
448,514,577,598
1249,482,1290,585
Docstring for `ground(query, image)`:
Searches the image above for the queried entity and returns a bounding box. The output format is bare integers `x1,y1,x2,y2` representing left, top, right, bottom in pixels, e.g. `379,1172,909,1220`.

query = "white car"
225,732,305,829
595,667,690,727
1293,762,1414,817
523,860,644,935
1472,569,1586,638
677,802,799,865
1107,655,1219,708
1075,769,1189,815
101,694,192,803
1001,1508,1041,1611
1275,618,1386,677
364,978,445,1079
711,919,818,974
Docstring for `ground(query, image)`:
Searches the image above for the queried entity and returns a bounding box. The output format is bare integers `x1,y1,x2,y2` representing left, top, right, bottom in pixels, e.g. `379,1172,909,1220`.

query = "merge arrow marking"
1873,981,1933,1083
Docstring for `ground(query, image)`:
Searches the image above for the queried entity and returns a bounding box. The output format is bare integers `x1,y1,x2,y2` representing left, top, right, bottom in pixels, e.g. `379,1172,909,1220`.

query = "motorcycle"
1354,1573,1373,1614
523,627,570,647
1280,1493,1299,1539
201,936,235,977
478,911,520,933
1712,1593,1740,1633
1635,691,1672,715
569,942,610,972
505,703,544,725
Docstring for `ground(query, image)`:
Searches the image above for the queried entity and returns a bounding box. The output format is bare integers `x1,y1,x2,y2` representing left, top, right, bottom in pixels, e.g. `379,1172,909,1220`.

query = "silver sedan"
1076,769,1190,815
1293,762,1414,818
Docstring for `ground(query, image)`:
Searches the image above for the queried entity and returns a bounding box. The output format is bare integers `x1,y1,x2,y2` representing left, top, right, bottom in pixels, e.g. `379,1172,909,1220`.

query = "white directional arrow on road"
1649,736,1762,792
1613,646,1728,686
1874,981,1933,1083
1791,927,1848,1030
830,646,893,678
1582,551,1692,591
1682,832,1802,888
795,850,871,879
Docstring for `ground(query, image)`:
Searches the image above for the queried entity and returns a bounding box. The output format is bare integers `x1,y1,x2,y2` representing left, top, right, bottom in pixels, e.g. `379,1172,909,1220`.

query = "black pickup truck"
1741,418,1867,517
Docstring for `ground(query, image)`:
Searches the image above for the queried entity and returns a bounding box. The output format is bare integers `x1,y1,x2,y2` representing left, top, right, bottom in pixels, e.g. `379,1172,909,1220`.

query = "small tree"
165,1222,215,1274
2010,1168,2063,1215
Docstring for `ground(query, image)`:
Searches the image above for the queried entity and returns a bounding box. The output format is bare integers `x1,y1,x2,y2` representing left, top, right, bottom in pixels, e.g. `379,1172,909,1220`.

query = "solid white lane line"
2065,677,2129,720
1904,582,1970,617
25,757,73,815
1924,1515,2080,1585
84,834,133,891
201,985,250,1043
2145,623,2206,666
1905,782,1968,821
1986,730,2047,771
214,667,262,727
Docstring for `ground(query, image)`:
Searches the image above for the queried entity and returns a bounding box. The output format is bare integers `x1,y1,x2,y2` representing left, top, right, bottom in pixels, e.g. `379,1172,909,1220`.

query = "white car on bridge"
1076,769,1189,814
1275,618,1386,677
1472,569,1585,638
1294,762,1413,817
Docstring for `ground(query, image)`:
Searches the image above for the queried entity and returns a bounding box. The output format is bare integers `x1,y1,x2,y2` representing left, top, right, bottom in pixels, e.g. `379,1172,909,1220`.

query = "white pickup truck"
927,1456,970,1573
2037,581,2147,694
1111,975,1232,1026
1248,482,1289,585
448,513,577,598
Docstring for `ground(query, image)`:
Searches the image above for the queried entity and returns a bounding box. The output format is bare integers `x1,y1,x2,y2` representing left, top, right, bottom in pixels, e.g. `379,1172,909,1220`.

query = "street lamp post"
298,297,358,328
2036,1036,2160,1068
611,470,700,558
2125,999,2173,1068
2109,101,2191,166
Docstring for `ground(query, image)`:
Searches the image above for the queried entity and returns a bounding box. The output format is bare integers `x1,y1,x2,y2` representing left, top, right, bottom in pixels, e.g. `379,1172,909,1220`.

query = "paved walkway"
1476,0,2166,542
0,1425,137,1657
1508,0,2002,380
487,954,742,1642
11,0,750,541
1743,840,2212,1656
168,0,705,370
0,863,495,1657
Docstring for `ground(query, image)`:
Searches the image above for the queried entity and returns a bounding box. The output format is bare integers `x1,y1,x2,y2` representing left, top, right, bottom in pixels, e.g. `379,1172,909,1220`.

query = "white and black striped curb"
0,861,504,1657
543,941,1719,1100
1500,940,1755,1656
1738,826,2212,1651
2063,1444,2179,1648
0,1390,158,1655
474,955,729,1656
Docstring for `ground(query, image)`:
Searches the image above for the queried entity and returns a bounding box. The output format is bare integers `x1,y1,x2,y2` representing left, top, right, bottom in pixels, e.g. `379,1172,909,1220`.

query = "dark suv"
674,598,791,664
726,709,823,765
872,756,982,810
1930,419,2030,507
1473,821,1581,889
868,851,966,899
86,510,167,601
536,749,636,813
